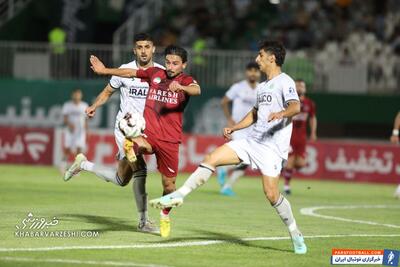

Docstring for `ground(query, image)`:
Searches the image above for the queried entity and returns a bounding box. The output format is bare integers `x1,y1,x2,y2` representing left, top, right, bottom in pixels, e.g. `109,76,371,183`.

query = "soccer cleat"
160,217,171,238
150,195,183,209
137,219,160,234
63,153,86,181
216,167,226,187
291,235,307,254
284,185,291,196
220,187,235,196
123,138,137,163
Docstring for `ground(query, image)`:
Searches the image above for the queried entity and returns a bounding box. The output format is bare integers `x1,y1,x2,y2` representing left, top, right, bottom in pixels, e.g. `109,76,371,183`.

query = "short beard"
137,58,151,67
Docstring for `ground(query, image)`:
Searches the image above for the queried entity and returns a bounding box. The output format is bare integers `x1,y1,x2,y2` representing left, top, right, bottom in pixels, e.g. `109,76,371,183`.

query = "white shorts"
64,131,86,152
114,126,125,161
227,138,284,177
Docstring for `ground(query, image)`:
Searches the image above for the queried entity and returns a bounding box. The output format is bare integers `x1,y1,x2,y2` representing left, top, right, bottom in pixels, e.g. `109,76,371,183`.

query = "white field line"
0,256,170,267
300,205,400,228
0,234,399,252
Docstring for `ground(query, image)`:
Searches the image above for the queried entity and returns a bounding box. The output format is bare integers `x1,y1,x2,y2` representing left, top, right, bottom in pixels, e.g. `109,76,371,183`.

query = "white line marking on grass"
0,234,399,252
300,205,400,228
0,256,170,267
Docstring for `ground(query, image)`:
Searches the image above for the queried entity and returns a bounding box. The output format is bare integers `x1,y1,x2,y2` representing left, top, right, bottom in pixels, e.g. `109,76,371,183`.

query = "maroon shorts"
289,137,307,158
144,133,179,178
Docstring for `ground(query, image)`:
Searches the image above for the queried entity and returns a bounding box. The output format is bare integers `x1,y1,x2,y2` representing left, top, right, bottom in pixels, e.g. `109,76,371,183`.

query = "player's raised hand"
169,81,184,92
90,55,106,75
223,127,234,140
86,105,96,118
268,112,283,122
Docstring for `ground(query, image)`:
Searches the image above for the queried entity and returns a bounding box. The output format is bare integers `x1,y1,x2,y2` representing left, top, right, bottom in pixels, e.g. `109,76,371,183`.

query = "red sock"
162,191,172,216
162,207,172,216
283,168,293,186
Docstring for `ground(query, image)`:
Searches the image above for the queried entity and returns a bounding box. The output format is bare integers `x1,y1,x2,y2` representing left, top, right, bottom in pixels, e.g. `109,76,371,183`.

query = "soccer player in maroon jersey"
90,45,200,237
282,79,317,195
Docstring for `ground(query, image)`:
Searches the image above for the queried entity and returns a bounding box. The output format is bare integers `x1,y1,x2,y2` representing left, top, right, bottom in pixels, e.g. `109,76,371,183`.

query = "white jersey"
248,73,299,159
62,101,88,135
109,60,164,126
226,80,258,123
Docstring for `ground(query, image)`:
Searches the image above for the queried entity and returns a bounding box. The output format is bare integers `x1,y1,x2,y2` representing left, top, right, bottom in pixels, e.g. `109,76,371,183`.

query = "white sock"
80,160,123,186
138,211,148,223
222,169,245,190
175,163,215,197
273,194,302,238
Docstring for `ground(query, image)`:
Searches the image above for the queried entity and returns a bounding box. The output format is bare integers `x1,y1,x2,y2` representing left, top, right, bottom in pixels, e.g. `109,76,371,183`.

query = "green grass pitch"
0,164,399,267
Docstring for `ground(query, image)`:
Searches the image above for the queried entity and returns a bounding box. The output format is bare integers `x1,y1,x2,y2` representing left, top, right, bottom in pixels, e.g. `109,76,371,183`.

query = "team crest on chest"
153,77,162,84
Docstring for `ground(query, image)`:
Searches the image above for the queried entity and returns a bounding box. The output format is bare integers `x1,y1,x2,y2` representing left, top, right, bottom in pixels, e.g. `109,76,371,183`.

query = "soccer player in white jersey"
60,89,88,172
390,111,400,199
217,62,260,196
64,33,163,233
150,41,307,254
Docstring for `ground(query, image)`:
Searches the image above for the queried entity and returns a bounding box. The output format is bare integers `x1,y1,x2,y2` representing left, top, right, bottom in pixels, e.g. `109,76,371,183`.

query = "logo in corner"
383,249,399,266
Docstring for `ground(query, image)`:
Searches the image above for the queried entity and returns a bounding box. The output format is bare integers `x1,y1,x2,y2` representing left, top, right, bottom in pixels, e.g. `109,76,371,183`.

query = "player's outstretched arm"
169,81,201,96
268,100,300,122
224,108,256,139
89,55,137,78
86,84,115,118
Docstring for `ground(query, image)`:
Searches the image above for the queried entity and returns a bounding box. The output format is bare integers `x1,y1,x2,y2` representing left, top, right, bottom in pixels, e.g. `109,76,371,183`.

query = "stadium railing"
0,40,397,93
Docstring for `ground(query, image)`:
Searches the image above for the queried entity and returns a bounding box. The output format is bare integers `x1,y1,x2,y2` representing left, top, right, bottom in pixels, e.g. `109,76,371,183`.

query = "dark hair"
295,78,305,83
164,45,188,63
72,88,81,93
246,62,260,70
258,41,286,66
134,33,153,43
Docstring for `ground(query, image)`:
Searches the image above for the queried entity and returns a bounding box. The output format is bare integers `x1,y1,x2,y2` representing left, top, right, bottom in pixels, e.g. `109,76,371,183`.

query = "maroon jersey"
291,96,316,141
136,67,197,143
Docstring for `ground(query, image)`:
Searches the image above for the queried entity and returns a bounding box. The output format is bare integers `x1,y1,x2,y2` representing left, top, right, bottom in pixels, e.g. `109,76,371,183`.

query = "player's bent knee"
264,190,279,204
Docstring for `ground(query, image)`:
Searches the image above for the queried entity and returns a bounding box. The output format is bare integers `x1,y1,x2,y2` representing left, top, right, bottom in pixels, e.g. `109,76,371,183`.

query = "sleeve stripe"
109,82,119,90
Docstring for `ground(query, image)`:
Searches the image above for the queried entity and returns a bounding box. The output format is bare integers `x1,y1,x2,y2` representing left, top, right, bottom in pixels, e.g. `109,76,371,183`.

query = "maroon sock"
162,207,172,216
283,168,293,186
162,191,172,215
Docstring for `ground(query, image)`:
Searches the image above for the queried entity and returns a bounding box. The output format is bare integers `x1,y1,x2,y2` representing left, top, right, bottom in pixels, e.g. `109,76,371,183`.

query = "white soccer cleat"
149,195,183,209
137,219,160,235
63,153,87,181
292,235,307,254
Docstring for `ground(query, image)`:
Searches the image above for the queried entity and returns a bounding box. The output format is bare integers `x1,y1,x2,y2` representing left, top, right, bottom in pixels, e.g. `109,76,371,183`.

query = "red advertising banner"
3,126,398,184
297,140,400,184
0,126,54,165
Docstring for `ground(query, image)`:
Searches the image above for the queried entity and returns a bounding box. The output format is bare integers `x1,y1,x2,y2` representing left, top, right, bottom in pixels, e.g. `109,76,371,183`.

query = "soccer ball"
118,112,146,139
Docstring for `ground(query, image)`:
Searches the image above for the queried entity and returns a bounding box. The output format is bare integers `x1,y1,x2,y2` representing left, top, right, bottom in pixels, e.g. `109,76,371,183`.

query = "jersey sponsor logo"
147,88,179,104
128,87,147,97
258,92,273,105
153,77,162,84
